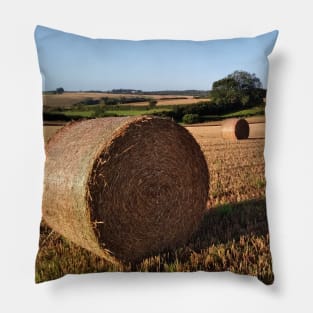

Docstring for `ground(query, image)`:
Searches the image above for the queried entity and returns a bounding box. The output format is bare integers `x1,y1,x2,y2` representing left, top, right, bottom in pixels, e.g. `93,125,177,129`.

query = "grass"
36,130,273,284
104,108,171,116
197,106,265,123
48,106,172,118
45,105,264,123
222,106,265,118
59,110,94,117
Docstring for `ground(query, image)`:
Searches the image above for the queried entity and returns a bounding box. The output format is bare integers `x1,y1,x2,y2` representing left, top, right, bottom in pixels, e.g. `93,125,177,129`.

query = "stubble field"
36,120,273,284
43,92,208,108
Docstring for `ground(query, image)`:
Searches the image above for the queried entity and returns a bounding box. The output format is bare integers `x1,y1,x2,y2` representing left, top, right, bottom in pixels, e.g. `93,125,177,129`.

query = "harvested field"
43,93,107,108
37,118,272,284
43,120,265,144
185,122,265,140
43,125,63,143
43,92,208,108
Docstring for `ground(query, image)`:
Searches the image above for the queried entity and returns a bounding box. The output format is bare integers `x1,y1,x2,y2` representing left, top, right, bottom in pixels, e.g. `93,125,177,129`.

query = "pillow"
35,25,278,284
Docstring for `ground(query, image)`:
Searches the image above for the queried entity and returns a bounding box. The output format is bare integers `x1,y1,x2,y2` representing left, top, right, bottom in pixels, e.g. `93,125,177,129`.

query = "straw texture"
42,116,209,264
221,118,250,140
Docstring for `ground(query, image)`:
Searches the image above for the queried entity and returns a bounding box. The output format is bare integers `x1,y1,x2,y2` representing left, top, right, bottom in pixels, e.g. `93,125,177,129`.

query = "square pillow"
35,25,278,284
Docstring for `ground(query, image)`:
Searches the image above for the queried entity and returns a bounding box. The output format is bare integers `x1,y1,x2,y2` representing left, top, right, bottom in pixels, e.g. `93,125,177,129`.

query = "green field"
44,104,265,124
58,107,172,118
222,106,265,118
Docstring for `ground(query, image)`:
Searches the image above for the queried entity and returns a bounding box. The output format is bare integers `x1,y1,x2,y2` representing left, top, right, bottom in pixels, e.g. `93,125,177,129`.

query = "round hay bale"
42,116,209,265
221,118,250,140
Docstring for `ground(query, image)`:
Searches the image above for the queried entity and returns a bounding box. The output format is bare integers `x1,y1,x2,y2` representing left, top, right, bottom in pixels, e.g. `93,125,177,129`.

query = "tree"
93,104,107,117
56,87,64,94
182,113,200,124
211,71,265,109
148,99,157,109
227,71,262,90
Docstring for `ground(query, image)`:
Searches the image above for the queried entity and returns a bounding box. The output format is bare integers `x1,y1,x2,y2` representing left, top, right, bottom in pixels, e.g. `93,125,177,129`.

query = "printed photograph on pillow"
35,26,278,284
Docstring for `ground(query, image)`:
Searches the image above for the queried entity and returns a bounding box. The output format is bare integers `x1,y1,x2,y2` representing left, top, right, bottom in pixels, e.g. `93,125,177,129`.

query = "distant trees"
56,87,64,94
210,71,266,109
100,96,147,105
148,99,157,109
111,89,142,94
81,97,100,105
93,104,109,118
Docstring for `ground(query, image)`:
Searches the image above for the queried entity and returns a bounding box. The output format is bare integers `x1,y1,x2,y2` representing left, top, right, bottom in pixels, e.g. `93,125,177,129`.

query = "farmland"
43,92,209,108
42,91,267,125
37,120,273,283
42,92,215,123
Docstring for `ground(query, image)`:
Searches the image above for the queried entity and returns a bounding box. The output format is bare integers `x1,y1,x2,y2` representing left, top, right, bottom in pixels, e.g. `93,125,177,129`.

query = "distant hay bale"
42,116,209,265
221,118,250,140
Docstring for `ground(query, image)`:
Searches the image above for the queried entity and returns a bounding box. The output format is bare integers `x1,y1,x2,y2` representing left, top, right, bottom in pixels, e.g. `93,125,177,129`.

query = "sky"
35,26,278,92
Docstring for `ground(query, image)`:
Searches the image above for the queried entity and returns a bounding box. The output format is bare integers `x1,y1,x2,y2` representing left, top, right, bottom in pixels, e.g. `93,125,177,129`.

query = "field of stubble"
36,121,273,284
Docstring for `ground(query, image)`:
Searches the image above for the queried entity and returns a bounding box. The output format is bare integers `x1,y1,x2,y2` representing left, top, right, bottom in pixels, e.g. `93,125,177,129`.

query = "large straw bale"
42,116,209,264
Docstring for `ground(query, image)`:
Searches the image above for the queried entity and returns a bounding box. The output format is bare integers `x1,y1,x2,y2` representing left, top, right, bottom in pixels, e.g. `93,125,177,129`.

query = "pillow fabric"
35,25,278,284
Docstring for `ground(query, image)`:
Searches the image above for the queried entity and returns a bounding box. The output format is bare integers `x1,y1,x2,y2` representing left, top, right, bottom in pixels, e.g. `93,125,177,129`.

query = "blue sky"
35,26,278,91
